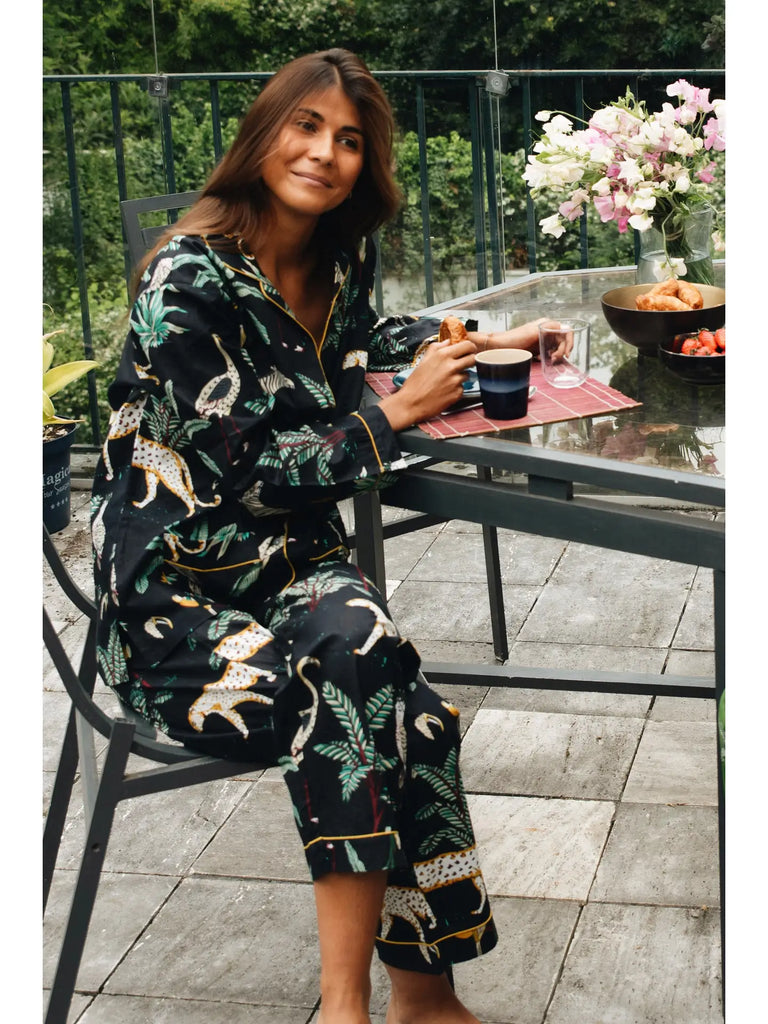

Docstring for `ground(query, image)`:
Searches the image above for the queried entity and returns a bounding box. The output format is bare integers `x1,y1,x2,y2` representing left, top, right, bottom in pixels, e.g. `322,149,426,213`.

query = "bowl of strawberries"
658,326,725,386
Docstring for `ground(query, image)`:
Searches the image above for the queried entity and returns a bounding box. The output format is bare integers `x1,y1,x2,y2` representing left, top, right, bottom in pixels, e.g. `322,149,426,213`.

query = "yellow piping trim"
164,557,260,573
304,829,401,851
316,265,348,357
350,411,385,474
376,909,494,947
279,522,296,591
308,544,347,562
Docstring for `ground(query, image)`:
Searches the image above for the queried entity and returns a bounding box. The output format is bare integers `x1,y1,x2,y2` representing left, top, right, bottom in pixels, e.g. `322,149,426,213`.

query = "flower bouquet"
523,79,725,284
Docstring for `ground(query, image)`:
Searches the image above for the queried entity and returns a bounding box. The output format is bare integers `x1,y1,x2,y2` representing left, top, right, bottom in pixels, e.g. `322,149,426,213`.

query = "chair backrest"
43,525,204,765
120,190,202,268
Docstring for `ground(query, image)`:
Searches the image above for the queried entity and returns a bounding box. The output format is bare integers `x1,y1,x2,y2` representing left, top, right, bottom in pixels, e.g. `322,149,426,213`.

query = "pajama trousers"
113,550,498,973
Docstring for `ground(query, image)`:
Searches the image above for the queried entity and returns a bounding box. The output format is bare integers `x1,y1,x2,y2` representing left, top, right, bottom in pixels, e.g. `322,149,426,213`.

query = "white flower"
628,212,654,232
673,172,691,193
627,185,657,212
591,176,613,197
542,114,574,137
616,157,645,187
540,213,566,238
585,142,616,166
658,255,688,278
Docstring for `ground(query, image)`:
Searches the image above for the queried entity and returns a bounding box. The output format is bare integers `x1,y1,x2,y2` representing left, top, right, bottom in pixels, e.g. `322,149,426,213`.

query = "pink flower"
703,117,725,152
697,163,716,184
593,195,616,222
558,188,590,221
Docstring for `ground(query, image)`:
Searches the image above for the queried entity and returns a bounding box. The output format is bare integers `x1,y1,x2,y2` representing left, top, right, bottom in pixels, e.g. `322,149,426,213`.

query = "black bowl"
601,284,725,353
658,337,725,386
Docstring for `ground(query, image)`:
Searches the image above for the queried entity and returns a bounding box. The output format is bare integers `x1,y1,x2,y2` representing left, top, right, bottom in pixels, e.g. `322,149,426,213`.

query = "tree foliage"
42,0,725,437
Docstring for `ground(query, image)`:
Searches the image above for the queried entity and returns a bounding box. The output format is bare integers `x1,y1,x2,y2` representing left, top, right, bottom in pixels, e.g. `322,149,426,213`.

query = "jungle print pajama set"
91,232,498,972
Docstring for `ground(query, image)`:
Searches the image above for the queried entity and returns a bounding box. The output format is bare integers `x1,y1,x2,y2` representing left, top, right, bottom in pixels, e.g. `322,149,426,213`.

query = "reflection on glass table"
419,264,725,480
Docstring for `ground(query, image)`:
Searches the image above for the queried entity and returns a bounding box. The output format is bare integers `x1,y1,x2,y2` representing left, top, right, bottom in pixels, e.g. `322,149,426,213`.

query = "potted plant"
43,330,98,533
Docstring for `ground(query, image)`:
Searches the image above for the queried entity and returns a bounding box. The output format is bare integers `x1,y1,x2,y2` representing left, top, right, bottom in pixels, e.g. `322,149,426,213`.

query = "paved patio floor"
44,484,723,1023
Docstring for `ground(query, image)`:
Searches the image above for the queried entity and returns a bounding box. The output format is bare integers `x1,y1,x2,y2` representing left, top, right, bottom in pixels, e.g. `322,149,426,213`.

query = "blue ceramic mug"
475,349,532,419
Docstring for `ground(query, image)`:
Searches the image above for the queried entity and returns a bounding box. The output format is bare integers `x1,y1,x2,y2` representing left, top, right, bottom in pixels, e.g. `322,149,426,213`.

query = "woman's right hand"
378,339,477,432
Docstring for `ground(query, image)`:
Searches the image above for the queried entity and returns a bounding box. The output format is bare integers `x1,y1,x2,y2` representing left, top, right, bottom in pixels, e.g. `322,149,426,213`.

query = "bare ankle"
318,978,371,1024
385,967,479,1024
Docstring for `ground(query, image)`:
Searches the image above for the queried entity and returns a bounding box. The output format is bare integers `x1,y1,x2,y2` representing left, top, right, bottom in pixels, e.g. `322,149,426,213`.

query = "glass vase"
635,204,715,286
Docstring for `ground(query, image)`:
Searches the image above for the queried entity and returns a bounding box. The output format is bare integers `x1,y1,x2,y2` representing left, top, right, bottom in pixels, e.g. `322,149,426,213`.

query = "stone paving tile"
650,694,716,722
43,688,115,771
55,775,251,875
44,870,177,992
431,681,490,735
460,708,644,800
666,646,716,677
193,776,309,881
78,994,312,1023
42,991,92,1024
104,877,320,1008
387,580,539,645
544,903,722,1024
482,684,652,718
674,564,717,651
468,794,615,901
451,897,580,1024
591,803,720,907
43,616,91,689
382,524,440,579
404,527,567,587
372,896,579,1024
411,639,502,665
519,543,694,648
623,720,718,806
485,639,663,717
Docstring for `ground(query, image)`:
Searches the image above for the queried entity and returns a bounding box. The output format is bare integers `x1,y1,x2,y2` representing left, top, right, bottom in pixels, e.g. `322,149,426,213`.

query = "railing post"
483,92,504,286
110,81,133,292
210,80,224,164
521,77,538,274
60,82,101,445
469,80,488,292
415,81,434,307
575,77,589,270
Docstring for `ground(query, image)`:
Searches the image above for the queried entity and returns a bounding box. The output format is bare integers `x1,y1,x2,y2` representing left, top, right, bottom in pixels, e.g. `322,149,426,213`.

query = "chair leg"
44,707,80,912
477,467,508,662
713,567,725,1005
44,719,135,1024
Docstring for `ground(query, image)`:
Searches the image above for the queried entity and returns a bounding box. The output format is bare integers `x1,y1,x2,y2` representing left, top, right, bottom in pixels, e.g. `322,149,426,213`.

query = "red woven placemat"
366,362,641,439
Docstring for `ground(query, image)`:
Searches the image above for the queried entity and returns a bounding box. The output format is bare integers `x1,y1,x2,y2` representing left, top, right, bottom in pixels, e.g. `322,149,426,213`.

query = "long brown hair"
135,49,401,283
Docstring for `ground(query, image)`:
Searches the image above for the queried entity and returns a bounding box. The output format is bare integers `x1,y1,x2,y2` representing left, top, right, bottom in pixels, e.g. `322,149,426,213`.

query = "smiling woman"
93,48,546,1024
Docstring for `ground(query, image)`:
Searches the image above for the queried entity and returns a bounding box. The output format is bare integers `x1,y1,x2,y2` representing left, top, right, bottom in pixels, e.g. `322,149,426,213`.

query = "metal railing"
43,67,724,445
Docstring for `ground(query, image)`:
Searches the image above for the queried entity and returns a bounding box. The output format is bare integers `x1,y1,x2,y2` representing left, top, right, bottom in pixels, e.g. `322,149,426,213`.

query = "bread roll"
438,316,468,343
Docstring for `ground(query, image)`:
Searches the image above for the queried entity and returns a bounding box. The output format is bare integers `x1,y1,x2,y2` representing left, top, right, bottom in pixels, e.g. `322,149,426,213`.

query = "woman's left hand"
467,317,549,355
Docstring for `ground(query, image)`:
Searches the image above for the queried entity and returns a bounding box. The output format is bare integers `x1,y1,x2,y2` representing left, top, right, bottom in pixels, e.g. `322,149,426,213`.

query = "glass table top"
421,264,726,481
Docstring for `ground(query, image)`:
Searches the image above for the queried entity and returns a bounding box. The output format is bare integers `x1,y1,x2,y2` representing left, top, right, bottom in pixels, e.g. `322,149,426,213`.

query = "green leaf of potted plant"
43,330,98,533
43,330,98,434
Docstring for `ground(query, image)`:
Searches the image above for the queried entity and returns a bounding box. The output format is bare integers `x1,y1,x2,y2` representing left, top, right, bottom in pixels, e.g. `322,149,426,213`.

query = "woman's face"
260,85,365,225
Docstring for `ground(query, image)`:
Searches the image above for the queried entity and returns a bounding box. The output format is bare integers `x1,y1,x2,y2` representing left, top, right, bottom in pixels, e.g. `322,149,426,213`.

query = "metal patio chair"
43,526,265,1024
120,189,202,270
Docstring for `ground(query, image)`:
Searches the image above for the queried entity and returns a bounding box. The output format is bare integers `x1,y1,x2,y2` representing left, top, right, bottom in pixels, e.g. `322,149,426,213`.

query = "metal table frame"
353,273,726,987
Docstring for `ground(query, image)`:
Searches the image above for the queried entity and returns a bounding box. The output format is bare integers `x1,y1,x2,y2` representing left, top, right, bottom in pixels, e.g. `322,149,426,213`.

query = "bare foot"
317,1006,371,1024
385,967,480,1024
